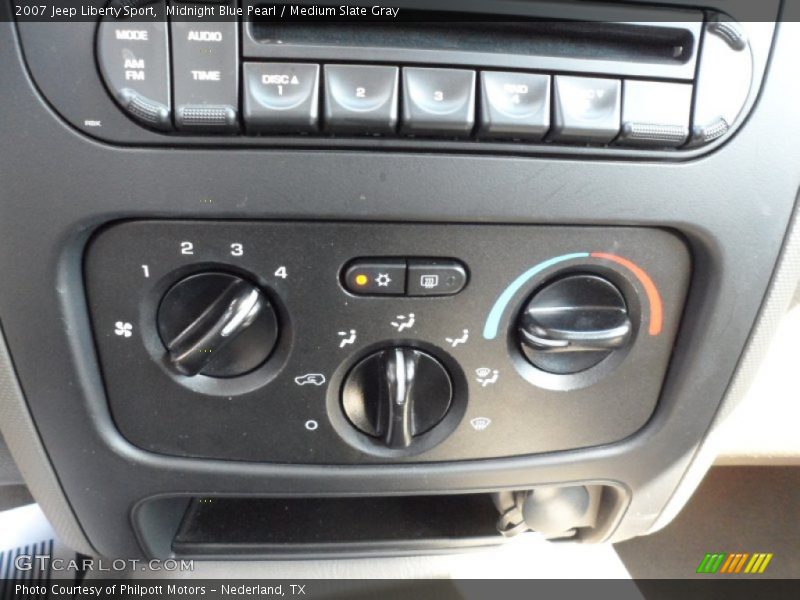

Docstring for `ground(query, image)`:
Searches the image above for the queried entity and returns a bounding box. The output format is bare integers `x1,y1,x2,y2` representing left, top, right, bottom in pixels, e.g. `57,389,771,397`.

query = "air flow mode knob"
157,272,279,378
342,347,453,449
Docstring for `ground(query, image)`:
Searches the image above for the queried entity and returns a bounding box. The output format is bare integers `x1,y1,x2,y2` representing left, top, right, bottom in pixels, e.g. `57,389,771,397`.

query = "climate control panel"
84,221,690,463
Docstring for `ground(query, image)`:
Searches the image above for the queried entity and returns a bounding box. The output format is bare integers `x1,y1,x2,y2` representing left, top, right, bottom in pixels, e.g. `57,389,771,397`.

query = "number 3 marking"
231,243,244,257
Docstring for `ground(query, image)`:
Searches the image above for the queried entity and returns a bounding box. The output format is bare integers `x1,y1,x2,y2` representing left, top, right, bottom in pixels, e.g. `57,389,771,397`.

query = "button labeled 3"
402,68,476,136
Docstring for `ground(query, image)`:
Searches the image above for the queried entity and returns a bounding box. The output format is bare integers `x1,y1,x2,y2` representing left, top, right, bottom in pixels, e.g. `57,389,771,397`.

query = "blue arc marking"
482,252,590,340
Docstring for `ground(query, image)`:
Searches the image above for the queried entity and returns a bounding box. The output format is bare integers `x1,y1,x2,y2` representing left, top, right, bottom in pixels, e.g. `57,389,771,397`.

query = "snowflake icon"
375,273,392,287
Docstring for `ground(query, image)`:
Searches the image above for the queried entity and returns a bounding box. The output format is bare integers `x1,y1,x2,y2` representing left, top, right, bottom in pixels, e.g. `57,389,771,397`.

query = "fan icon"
375,273,392,287
114,321,133,338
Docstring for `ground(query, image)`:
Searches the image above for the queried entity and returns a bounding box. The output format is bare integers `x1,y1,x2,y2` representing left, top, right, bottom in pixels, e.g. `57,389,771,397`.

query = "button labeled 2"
324,65,399,134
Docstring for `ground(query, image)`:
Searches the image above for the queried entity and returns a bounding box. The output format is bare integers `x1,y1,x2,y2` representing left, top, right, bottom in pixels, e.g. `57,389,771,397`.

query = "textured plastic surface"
0,330,94,555
0,433,22,486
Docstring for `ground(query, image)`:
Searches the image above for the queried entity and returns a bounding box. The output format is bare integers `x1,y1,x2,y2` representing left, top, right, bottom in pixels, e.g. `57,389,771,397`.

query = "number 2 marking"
181,241,194,255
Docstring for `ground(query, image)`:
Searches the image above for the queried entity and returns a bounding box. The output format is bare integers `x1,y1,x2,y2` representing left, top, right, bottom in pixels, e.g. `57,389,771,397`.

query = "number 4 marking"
274,266,288,279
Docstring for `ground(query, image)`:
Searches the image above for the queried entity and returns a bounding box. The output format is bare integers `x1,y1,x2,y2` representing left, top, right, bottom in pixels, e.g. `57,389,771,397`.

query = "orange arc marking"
591,253,664,336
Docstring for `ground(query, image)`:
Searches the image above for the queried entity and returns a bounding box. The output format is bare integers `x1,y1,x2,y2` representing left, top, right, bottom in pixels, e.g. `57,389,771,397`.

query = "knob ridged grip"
518,274,632,374
157,272,278,378
342,347,453,449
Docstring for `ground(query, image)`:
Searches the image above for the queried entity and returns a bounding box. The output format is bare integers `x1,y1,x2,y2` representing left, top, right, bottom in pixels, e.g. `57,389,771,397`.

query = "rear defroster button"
407,260,468,296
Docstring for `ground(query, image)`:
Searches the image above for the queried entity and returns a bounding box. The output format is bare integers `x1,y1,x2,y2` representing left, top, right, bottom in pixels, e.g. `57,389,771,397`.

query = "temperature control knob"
517,274,632,374
157,272,278,378
342,347,453,449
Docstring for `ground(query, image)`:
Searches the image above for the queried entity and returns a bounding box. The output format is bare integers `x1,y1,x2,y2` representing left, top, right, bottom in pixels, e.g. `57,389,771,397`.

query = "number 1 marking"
141,265,150,278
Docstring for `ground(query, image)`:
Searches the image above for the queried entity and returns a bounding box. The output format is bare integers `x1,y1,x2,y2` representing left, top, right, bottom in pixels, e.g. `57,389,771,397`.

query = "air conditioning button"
343,260,406,296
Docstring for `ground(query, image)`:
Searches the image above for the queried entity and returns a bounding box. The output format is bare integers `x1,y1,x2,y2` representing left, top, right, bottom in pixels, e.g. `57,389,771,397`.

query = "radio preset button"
243,63,320,133
324,65,399,134
551,76,621,144
401,68,476,137
479,72,551,140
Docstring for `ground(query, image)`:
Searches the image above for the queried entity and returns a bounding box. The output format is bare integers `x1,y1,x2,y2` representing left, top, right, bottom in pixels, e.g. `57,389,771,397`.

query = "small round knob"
517,274,632,374
342,347,453,449
157,272,279,378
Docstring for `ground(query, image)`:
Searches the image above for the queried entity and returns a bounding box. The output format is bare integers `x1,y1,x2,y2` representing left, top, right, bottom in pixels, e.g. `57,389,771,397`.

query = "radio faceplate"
13,1,770,157
84,221,689,464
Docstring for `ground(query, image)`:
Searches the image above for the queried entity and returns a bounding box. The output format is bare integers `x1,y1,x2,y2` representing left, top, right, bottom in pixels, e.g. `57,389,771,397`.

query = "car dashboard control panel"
13,0,761,156
84,221,690,464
